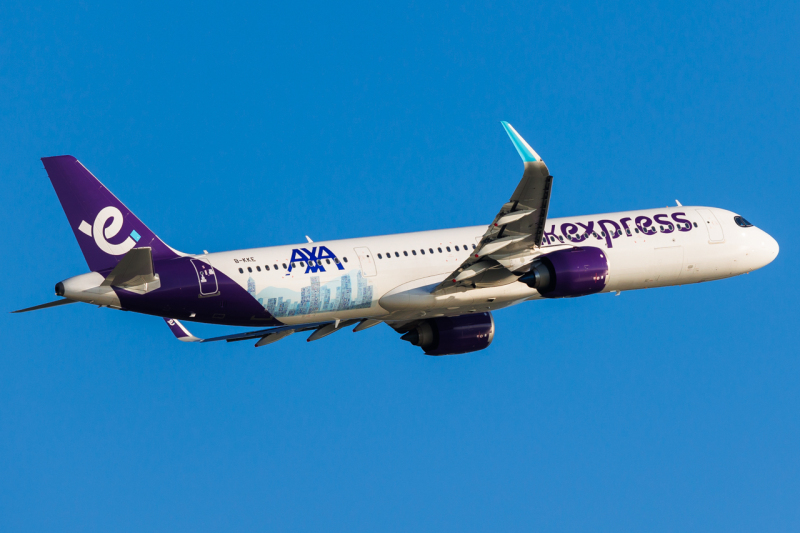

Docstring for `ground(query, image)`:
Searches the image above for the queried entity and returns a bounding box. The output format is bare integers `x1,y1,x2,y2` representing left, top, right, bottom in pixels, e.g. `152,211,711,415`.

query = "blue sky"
1,1,798,531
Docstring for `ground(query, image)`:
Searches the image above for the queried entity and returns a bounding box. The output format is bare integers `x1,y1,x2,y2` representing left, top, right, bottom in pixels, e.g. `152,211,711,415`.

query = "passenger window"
472,244,476,249
385,253,390,259
238,268,244,274
395,252,399,257
463,244,468,249
446,246,451,252
429,248,434,254
256,266,261,272
334,258,340,264
300,261,305,267
291,262,296,268
412,250,417,255
693,222,698,227
265,265,270,271
247,267,252,273
455,245,460,251
282,263,287,269
343,257,348,262
274,264,279,270
420,249,425,255
438,247,442,253
378,253,382,259
401,251,406,256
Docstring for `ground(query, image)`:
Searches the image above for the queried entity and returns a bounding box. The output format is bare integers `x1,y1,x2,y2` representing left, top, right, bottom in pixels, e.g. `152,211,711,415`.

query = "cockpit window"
734,215,753,228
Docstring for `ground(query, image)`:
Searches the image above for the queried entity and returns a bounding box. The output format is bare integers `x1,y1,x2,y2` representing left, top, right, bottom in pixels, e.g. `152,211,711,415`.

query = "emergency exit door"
353,247,377,277
695,209,725,243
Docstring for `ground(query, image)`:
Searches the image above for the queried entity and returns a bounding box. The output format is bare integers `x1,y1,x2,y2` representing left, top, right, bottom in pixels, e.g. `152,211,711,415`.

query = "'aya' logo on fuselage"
288,246,344,274
76,206,141,256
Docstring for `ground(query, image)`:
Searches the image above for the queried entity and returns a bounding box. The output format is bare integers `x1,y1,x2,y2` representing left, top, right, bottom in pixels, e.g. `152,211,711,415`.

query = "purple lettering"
597,219,621,248
561,222,580,242
635,215,655,235
576,221,594,242
619,217,633,235
671,212,692,232
543,224,559,245
653,213,673,233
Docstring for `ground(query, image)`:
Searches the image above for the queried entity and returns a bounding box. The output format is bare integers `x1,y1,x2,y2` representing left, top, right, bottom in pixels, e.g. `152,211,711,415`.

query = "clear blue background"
1,1,798,531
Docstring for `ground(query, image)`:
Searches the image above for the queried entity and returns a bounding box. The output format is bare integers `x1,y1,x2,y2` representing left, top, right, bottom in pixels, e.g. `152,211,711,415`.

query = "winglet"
501,121,542,163
163,317,202,342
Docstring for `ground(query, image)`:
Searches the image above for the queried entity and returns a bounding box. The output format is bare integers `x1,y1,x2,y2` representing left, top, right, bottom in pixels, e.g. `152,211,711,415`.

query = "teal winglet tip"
501,121,540,162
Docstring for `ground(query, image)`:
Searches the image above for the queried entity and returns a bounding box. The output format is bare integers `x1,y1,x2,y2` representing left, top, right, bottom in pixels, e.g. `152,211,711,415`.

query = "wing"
163,317,376,346
434,122,553,291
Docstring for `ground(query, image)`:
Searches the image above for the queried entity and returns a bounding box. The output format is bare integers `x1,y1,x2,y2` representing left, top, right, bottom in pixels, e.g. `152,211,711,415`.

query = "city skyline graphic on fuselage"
248,269,374,317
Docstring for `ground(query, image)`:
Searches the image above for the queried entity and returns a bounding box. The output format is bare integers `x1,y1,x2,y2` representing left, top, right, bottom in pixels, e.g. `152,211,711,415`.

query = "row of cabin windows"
377,244,476,260
237,243,478,274
239,256,349,274
237,221,702,274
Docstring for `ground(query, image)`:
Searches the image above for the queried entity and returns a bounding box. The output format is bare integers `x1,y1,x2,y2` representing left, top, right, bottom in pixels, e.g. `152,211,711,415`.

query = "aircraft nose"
765,233,780,263
757,230,779,267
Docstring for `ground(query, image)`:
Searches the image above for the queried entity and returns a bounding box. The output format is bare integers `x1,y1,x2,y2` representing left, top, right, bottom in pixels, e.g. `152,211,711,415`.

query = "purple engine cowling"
520,246,609,298
400,312,495,356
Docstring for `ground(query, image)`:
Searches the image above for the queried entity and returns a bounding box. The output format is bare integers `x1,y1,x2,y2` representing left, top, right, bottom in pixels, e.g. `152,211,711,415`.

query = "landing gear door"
191,258,219,296
353,247,377,277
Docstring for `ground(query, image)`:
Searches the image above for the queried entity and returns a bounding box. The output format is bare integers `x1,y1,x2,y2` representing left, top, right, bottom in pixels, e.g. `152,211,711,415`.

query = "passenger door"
696,209,725,243
353,247,377,277
190,258,219,296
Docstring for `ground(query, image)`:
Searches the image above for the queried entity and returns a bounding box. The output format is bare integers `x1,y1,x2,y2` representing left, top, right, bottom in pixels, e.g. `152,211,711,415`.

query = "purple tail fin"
42,156,181,272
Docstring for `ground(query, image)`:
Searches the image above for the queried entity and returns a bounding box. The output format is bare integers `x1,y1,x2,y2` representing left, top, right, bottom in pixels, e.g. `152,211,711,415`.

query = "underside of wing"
434,122,554,292
162,317,382,347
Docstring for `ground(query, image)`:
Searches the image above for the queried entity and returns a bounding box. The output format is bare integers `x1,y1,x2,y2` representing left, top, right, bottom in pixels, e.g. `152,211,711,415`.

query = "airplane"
13,122,779,355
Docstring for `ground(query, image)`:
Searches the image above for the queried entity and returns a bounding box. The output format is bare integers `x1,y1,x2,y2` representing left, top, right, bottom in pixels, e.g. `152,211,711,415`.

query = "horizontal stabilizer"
12,298,77,313
103,247,160,294
103,247,155,285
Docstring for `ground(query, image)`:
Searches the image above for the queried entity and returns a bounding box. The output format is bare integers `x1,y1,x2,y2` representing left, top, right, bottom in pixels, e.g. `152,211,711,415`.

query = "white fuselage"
198,206,778,325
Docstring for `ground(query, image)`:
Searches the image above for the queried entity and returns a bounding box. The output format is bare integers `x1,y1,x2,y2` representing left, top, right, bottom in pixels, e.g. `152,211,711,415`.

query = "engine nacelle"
400,312,495,356
519,247,609,298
